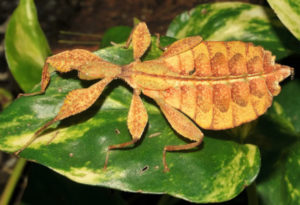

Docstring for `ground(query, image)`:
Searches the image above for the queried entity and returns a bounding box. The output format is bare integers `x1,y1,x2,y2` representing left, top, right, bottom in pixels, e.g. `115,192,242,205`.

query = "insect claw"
162,148,170,172
14,149,22,156
290,67,295,80
164,166,170,173
103,150,110,171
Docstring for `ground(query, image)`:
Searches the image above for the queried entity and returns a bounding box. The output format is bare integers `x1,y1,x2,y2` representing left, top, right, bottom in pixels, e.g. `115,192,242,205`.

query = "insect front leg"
18,49,103,97
154,99,204,172
124,22,151,61
104,89,148,170
15,77,114,155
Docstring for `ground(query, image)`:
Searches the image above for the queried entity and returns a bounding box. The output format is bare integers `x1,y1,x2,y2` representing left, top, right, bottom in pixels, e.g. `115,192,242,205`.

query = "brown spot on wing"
228,53,247,75
247,56,264,74
250,78,268,98
213,84,231,112
231,81,249,106
194,53,212,76
211,52,230,76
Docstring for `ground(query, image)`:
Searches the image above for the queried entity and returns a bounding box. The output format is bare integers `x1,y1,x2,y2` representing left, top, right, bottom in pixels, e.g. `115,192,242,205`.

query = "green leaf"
0,88,13,109
100,26,132,48
257,141,300,205
251,79,300,205
22,163,126,205
5,0,51,92
267,0,300,40
0,44,260,203
166,2,300,60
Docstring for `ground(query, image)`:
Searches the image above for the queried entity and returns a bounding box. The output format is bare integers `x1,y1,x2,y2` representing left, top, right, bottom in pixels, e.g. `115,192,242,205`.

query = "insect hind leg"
154,98,204,172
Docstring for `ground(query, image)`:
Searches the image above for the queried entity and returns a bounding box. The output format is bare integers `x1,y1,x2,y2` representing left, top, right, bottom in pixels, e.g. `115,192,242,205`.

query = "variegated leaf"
267,0,300,40
166,2,300,60
0,45,260,203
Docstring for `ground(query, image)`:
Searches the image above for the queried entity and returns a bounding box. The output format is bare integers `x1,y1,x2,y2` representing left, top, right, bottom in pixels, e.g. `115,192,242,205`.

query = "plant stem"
0,158,27,205
58,40,100,45
246,181,259,205
59,30,102,38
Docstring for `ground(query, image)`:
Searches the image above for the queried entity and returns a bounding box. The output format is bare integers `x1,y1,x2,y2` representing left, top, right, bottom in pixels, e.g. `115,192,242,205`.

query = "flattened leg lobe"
55,78,113,121
154,99,203,172
127,90,148,139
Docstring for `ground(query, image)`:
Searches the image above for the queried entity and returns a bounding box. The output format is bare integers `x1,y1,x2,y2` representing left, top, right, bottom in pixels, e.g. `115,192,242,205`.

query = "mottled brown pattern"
228,53,247,75
247,56,264,74
17,22,293,172
211,52,230,77
154,40,293,130
250,78,268,98
266,74,281,96
194,53,211,76
213,84,231,112
47,49,101,73
180,85,197,118
196,84,213,113
132,22,151,60
231,81,249,107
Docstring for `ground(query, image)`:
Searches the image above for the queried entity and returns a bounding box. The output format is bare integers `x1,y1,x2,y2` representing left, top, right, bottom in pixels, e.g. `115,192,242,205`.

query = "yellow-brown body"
16,22,293,172
124,40,291,130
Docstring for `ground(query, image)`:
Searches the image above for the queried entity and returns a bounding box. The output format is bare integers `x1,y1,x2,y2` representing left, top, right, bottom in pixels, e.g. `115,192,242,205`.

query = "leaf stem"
0,158,27,205
246,181,259,205
59,30,102,38
58,40,100,45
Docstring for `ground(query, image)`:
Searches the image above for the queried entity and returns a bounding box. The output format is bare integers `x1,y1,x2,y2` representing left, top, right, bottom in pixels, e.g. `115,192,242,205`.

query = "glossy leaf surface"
166,2,300,60
254,79,300,205
5,0,51,92
100,26,132,48
0,44,260,203
267,0,300,40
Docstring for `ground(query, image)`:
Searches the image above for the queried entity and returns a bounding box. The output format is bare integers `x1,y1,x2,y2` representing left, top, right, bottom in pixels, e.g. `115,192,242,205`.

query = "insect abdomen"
163,41,277,77
152,41,292,130
152,68,289,130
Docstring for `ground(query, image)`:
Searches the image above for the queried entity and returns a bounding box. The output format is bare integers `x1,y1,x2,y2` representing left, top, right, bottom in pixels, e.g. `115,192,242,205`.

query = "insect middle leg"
104,89,148,170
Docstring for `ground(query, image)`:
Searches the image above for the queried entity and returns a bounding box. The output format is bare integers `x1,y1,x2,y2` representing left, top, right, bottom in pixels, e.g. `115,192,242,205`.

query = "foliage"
1,1,300,204
266,0,300,40
5,0,51,92
100,26,132,48
166,2,300,60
